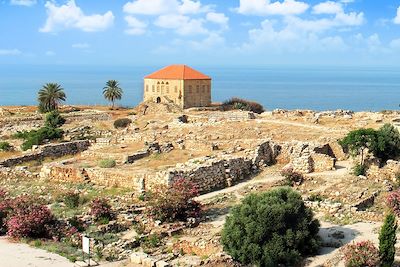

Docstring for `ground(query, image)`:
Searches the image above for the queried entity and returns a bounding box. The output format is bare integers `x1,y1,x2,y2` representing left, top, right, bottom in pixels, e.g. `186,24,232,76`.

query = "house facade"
143,65,212,109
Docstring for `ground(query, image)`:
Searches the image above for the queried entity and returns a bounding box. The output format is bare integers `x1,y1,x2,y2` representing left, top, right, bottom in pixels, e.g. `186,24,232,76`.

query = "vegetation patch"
222,97,265,114
113,118,132,129
98,158,116,168
0,142,12,152
221,187,320,266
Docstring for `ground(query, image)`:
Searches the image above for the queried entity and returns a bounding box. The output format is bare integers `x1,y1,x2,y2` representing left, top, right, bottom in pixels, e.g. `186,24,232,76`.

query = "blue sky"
1,0,400,66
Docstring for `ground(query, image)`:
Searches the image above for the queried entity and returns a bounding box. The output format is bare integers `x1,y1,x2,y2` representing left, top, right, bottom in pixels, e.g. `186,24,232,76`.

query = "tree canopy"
37,83,66,113
221,187,320,267
103,80,123,109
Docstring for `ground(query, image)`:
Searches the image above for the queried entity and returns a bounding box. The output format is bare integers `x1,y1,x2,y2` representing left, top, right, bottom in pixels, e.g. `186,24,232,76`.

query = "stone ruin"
0,140,90,167
279,141,338,174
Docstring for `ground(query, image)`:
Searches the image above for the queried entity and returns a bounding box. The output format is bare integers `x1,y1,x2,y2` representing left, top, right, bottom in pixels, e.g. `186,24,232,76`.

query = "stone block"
130,252,148,264
156,261,170,267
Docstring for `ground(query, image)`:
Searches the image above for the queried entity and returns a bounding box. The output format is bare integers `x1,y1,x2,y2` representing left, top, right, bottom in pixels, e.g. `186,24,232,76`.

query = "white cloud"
72,43,90,49
189,32,225,50
154,14,207,35
123,0,211,15
0,49,21,56
125,16,147,35
40,0,114,33
10,0,36,6
394,6,400,24
313,1,343,14
206,12,229,29
236,0,309,16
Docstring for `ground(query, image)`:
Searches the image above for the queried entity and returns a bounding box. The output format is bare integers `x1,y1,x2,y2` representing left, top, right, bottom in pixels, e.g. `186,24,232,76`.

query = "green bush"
0,142,12,151
352,163,367,176
221,187,320,266
113,118,132,129
62,192,80,209
222,97,265,114
15,127,63,151
45,111,66,128
373,124,400,163
379,213,397,267
98,159,116,168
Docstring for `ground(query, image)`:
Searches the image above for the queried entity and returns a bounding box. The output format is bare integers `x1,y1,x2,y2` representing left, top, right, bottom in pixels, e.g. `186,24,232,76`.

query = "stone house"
143,65,212,109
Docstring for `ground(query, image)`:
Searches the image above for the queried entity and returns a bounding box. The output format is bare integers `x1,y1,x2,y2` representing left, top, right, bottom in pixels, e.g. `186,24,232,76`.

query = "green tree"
379,213,397,267
37,83,66,113
339,128,377,165
103,80,123,109
221,187,320,267
373,124,400,163
44,110,66,128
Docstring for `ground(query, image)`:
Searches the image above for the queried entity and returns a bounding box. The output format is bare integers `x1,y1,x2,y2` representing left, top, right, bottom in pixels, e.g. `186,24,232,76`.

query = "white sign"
82,235,90,254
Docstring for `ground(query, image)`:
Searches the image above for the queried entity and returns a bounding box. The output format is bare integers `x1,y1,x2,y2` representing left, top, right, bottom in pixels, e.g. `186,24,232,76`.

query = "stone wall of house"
0,140,90,167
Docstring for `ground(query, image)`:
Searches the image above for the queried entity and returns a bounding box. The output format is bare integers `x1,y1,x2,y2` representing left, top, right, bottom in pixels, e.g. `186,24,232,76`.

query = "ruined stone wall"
40,163,145,189
153,140,279,193
367,160,400,180
0,140,90,167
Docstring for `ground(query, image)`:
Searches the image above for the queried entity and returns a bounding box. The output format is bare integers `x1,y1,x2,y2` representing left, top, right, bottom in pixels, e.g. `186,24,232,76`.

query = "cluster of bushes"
13,111,65,151
342,213,397,267
113,118,132,129
221,187,320,266
0,142,12,152
222,97,265,114
148,178,201,222
340,124,400,168
0,193,56,239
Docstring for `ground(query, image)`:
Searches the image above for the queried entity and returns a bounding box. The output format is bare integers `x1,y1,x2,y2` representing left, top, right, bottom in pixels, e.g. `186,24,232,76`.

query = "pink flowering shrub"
90,198,113,221
387,190,400,216
341,240,380,267
149,177,201,222
7,204,55,238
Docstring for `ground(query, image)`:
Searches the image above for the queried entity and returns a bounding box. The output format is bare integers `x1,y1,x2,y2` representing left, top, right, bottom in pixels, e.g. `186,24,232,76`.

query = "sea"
1,65,399,112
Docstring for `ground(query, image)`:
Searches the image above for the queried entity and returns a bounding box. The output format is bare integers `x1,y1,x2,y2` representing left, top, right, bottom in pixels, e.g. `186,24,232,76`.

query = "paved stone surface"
0,236,74,267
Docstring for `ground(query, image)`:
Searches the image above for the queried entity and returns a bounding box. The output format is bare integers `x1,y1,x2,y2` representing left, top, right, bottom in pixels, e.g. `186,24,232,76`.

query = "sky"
1,0,400,66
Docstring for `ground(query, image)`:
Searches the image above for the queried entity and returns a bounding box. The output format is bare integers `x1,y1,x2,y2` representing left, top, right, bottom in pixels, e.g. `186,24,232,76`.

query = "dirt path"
0,237,74,267
257,118,346,133
195,173,284,202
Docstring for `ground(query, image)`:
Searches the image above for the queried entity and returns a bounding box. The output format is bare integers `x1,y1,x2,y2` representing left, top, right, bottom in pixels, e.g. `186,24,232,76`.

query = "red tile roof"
145,65,211,80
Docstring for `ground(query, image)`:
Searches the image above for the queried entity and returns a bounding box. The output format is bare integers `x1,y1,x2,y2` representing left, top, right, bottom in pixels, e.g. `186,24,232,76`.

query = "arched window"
157,86,160,92
166,86,169,93
166,82,169,85
157,81,160,84
161,81,164,85
152,85,155,92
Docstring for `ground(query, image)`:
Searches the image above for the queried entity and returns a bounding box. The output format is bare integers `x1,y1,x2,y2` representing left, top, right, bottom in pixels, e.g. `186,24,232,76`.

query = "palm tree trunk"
112,101,115,110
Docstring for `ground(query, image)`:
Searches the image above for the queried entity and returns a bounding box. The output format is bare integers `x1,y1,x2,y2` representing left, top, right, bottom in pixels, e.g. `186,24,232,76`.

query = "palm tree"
37,83,66,113
103,80,123,109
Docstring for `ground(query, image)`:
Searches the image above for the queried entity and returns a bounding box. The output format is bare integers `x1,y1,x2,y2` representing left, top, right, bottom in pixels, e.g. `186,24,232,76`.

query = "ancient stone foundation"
0,140,90,167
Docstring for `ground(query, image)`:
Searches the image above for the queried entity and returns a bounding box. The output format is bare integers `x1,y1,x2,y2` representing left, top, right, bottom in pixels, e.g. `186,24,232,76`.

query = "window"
188,85,192,93
146,85,149,92
161,85,164,93
166,86,169,93
157,86,160,92
202,85,205,93
196,85,200,93
166,82,169,85
152,85,155,92
174,86,178,93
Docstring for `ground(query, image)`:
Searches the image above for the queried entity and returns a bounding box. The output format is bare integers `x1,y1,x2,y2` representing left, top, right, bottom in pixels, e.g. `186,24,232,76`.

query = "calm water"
1,65,399,111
